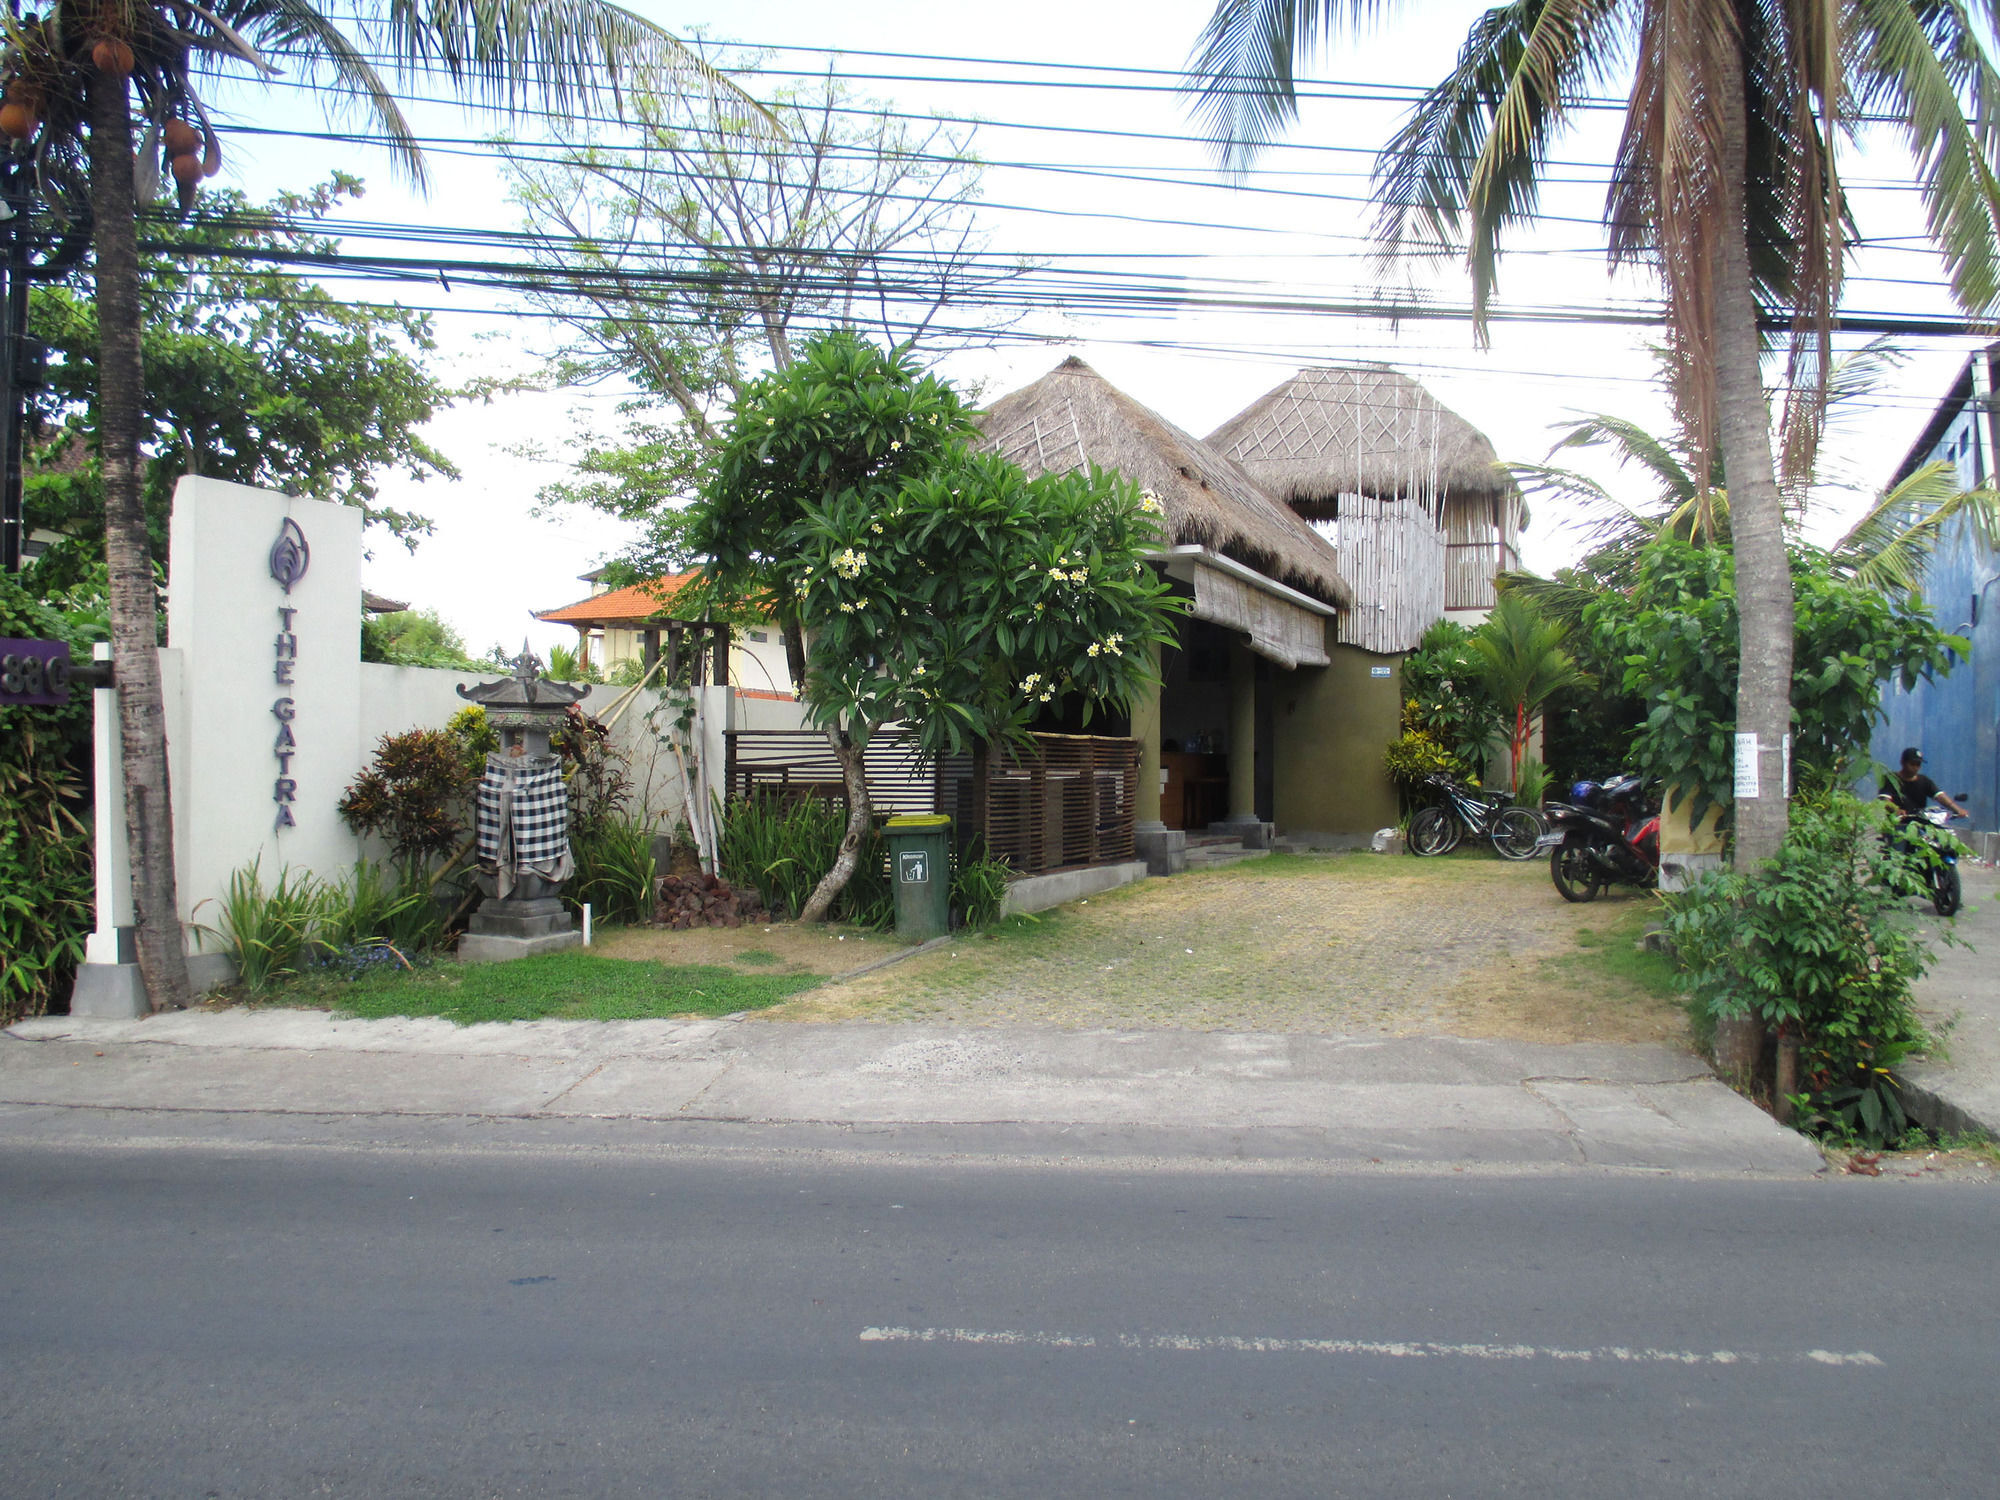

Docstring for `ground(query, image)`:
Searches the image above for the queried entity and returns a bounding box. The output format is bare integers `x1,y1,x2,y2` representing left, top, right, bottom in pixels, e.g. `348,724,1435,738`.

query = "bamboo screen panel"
1319,494,1445,653
723,731,941,817
1442,495,1520,611
968,735,1141,875
726,730,1140,875
1190,563,1330,668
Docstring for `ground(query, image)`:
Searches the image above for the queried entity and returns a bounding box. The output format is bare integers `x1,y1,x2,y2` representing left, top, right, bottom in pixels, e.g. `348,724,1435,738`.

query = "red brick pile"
656,872,768,930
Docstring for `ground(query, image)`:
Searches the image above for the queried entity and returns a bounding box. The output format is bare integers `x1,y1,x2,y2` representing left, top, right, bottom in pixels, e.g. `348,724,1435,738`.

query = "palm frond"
1779,334,1905,502
1494,569,1602,627
1849,0,2000,316
1182,0,1391,175
369,0,773,134
1508,459,1662,554
1372,0,1620,327
214,0,426,183
1831,461,1998,592
1546,412,1700,503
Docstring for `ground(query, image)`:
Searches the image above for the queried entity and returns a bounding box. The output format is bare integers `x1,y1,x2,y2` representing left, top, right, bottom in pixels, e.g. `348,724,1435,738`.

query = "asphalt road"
4,1124,1996,1499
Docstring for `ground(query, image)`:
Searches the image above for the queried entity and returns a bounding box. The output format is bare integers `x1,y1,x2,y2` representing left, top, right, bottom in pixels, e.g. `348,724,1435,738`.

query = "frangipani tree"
790,450,1179,758
0,0,761,1009
693,332,1179,922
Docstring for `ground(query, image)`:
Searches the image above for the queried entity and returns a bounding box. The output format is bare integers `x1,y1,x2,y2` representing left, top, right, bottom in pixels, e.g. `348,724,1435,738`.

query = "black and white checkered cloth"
475,753,570,876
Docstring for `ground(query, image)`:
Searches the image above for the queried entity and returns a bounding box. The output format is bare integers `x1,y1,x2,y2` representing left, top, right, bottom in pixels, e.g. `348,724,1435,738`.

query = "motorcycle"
1535,774,1662,903
1885,796,1971,918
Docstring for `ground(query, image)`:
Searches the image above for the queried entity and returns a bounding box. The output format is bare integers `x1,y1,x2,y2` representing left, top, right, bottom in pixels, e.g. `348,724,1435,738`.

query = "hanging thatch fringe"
977,358,1354,611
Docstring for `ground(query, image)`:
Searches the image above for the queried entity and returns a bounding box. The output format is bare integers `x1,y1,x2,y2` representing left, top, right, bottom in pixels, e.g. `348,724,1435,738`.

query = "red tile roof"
535,572,696,626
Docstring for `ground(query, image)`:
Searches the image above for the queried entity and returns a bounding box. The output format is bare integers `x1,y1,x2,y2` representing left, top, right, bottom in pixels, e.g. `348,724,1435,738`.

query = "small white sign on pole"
1733,732,1760,800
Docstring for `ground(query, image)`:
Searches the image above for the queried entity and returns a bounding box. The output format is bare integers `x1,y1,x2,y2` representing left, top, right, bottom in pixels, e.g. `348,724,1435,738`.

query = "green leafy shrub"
1586,542,1962,830
318,860,442,955
1383,730,1466,805
0,574,96,1023
196,860,332,993
1399,619,1503,770
568,820,657,925
717,795,892,927
339,727,481,872
1514,756,1556,809
445,705,498,777
952,850,1013,929
1663,794,1946,1146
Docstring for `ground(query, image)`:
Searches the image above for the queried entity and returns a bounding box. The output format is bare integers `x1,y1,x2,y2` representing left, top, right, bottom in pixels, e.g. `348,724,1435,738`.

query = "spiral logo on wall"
269,517,310,594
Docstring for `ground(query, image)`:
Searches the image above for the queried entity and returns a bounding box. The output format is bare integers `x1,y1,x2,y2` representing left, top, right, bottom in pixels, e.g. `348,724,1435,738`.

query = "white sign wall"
166,477,365,935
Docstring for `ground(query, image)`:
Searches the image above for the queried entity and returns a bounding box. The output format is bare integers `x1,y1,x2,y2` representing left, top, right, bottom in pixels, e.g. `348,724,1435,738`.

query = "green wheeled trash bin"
884,814,952,940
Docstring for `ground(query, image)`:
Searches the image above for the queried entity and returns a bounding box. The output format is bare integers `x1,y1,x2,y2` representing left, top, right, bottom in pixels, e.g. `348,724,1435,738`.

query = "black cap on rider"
1901,747,1924,767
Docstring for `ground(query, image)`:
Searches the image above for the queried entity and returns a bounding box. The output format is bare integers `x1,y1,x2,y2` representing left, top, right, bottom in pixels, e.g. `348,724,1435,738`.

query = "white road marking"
858,1326,1883,1368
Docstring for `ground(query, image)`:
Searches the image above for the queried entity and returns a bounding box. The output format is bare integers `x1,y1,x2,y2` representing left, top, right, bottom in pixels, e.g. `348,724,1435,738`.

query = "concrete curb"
1,1015,1827,1176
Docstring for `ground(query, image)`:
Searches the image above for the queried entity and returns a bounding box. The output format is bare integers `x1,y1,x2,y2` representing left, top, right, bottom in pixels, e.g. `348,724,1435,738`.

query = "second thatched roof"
1206,365,1514,516
977,358,1353,610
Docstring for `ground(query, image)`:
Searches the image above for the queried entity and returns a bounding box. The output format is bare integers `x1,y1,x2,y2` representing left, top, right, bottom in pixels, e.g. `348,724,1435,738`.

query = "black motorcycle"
1535,775,1662,902
1883,795,1971,918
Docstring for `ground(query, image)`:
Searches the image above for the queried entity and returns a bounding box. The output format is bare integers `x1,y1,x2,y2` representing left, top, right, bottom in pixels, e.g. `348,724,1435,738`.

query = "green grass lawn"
269,952,821,1026
1537,899,1682,1004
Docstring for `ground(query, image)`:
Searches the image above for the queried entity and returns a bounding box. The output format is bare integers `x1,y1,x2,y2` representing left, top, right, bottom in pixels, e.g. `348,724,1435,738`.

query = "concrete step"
1183,833,1248,850
1183,846,1270,870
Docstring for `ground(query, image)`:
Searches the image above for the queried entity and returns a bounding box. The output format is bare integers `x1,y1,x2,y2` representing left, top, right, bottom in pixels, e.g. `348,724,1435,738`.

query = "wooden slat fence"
724,730,1139,876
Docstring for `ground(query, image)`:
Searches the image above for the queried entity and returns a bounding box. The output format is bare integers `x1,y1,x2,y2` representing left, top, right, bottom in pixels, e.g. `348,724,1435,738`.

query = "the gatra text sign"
269,516,310,830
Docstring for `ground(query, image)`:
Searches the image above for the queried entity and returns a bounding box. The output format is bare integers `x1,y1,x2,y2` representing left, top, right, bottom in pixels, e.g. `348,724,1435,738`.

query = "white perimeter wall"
89,477,808,961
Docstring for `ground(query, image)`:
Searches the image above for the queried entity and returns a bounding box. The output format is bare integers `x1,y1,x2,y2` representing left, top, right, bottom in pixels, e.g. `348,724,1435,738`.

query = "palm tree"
1469,593,1591,793
1185,0,2000,866
2,1,760,1009
1504,405,2000,615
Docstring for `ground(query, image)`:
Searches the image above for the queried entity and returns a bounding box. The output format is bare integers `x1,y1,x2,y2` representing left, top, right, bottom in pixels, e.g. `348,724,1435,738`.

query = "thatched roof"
1206,365,1515,515
977,358,1353,609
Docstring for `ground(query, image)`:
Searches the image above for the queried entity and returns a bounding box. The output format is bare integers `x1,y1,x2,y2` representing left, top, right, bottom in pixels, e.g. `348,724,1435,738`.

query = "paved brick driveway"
765,852,1687,1045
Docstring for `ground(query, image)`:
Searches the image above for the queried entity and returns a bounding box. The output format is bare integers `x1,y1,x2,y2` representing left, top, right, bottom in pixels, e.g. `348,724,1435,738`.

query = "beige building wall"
587,623,795,695
1271,630,1405,839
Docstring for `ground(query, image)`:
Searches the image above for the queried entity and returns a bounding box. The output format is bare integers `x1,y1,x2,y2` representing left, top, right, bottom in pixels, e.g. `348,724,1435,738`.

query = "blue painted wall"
1865,375,2000,831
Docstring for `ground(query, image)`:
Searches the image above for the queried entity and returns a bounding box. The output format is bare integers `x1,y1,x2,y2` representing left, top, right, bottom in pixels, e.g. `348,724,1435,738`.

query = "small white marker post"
581,903,593,946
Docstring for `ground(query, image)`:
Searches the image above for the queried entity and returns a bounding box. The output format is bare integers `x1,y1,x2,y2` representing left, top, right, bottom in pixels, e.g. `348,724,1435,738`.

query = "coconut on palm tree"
1,0,762,1009
1185,0,2000,867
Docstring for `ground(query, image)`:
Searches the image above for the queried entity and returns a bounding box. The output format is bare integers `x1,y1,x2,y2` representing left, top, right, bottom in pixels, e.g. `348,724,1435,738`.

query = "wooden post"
712,623,730,688
969,739,990,861
1226,639,1257,826
1134,639,1163,827
641,627,660,675
1029,740,1047,872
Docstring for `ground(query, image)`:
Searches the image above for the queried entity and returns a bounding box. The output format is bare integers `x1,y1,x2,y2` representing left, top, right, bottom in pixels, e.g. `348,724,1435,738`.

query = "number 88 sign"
0,639,74,706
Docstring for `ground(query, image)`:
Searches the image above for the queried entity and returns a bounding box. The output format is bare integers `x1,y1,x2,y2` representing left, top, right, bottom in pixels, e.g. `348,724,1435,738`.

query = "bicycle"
1407,772,1543,860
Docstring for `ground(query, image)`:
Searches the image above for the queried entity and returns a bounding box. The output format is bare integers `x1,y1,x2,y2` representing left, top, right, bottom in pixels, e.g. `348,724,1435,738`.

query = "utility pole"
0,157,31,574
0,153,84,576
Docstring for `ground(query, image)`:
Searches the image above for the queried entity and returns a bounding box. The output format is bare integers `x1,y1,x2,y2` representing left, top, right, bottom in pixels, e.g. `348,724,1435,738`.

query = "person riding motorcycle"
1879,747,1968,821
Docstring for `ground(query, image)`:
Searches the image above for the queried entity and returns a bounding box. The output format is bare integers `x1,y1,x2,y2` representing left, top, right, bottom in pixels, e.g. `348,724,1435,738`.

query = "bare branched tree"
506,64,1025,532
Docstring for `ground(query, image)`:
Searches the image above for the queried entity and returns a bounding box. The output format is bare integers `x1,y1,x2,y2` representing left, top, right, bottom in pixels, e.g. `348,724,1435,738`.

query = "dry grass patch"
760,852,1688,1044
589,920,897,980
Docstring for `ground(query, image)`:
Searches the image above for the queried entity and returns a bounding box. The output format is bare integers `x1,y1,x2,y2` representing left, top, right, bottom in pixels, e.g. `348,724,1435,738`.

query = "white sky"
199,0,1976,656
